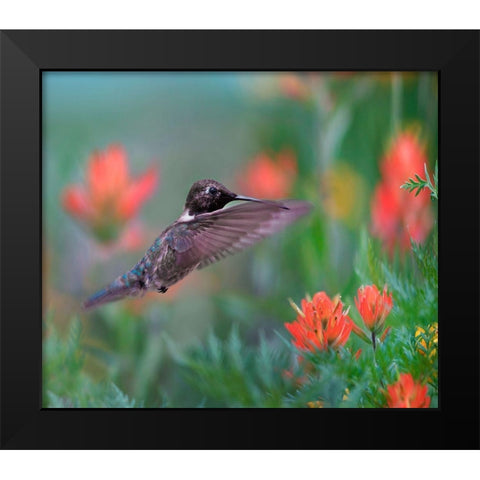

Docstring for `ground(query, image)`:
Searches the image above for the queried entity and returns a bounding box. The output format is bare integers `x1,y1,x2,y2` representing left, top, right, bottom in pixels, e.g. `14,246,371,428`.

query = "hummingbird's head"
184,179,289,216
184,179,237,215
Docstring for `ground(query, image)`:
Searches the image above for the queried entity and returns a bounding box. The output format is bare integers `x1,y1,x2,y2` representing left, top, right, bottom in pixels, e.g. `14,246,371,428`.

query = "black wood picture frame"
1,30,478,449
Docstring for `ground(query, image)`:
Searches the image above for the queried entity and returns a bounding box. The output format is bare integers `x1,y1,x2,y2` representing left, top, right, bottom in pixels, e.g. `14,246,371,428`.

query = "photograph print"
43,71,438,409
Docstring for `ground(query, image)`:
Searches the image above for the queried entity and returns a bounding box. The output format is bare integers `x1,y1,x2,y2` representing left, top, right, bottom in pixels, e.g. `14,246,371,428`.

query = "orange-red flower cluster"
278,73,311,101
371,131,434,254
237,150,297,199
62,144,158,244
285,292,353,352
385,373,431,408
355,284,393,335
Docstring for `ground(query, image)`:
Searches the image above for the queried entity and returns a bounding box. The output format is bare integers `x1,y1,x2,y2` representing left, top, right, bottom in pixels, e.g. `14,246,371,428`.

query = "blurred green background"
43,72,438,407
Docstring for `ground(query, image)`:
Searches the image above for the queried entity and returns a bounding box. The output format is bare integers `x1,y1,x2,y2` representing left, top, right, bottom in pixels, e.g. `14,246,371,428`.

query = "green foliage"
43,315,144,407
166,326,295,407
401,162,438,200
92,304,169,405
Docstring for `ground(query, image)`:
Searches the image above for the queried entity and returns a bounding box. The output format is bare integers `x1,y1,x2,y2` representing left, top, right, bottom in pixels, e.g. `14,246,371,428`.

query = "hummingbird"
82,179,312,310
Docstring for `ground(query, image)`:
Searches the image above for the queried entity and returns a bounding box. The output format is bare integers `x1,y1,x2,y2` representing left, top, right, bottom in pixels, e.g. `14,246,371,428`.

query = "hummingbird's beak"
234,194,289,210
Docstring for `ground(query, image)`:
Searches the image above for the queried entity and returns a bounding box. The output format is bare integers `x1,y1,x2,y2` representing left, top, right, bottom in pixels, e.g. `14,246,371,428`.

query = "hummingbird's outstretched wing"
168,200,312,270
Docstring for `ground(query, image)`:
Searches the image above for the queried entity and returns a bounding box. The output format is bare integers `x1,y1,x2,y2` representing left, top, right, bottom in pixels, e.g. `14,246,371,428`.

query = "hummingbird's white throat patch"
178,210,195,222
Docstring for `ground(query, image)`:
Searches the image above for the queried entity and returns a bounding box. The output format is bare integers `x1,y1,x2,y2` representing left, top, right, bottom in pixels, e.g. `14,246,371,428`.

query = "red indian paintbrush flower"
279,73,311,101
62,144,158,243
285,292,353,352
385,373,431,408
371,131,434,254
237,149,297,199
355,284,393,335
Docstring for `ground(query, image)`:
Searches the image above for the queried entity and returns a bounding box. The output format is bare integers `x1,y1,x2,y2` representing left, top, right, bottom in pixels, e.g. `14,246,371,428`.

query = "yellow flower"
320,164,366,226
415,323,438,359
307,400,324,408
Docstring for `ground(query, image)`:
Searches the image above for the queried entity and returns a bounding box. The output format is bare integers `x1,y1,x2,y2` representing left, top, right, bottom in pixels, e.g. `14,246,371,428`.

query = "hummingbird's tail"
82,268,146,311
81,283,126,311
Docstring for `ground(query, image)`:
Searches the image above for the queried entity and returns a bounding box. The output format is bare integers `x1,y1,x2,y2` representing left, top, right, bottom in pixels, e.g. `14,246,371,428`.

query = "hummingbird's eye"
208,186,218,195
